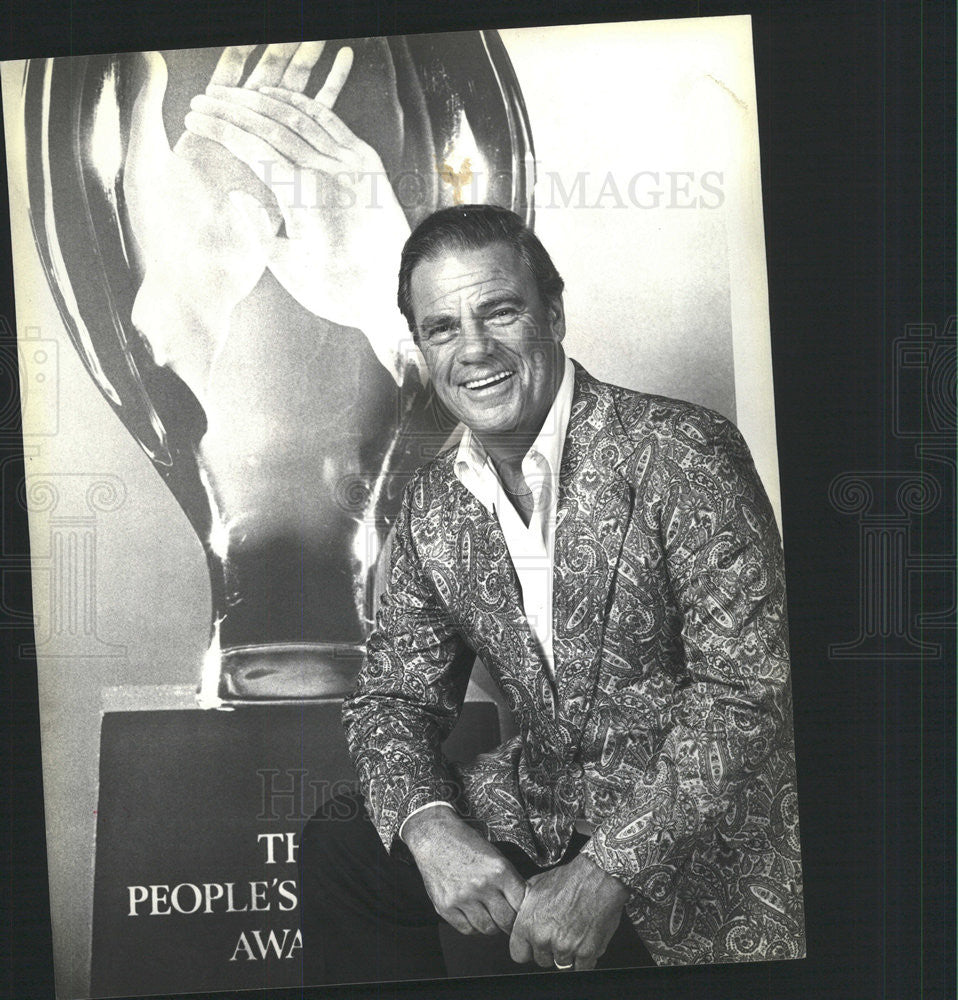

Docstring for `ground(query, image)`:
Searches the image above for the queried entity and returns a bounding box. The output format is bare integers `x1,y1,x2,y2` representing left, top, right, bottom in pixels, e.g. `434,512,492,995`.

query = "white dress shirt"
451,356,575,679
399,357,576,839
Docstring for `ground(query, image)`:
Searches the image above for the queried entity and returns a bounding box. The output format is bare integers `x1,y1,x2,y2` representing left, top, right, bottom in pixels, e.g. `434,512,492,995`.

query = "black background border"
1,2,954,999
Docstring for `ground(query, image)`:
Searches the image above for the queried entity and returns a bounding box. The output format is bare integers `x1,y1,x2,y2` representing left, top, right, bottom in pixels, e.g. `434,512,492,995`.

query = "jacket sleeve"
580,410,795,895
341,476,474,853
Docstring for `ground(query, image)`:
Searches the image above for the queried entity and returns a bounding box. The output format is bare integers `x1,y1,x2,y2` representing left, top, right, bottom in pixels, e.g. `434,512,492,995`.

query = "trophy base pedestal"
91,696,504,996
218,643,364,701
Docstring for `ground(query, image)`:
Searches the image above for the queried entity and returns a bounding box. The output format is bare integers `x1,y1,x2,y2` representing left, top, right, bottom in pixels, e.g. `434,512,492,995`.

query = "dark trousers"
298,791,654,985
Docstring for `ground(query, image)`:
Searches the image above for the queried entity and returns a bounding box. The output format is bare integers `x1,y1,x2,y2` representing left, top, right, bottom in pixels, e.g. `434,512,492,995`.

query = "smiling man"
299,205,805,983
409,239,565,459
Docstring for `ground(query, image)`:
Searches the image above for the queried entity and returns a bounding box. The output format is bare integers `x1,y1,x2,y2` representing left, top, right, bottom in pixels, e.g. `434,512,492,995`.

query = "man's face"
409,242,566,443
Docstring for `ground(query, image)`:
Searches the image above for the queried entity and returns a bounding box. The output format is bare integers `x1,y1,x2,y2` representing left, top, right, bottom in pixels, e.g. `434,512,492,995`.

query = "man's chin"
451,400,516,435
462,421,510,441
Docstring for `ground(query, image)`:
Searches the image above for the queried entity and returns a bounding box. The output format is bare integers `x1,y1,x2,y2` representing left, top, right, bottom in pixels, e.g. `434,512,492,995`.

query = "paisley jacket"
343,363,805,966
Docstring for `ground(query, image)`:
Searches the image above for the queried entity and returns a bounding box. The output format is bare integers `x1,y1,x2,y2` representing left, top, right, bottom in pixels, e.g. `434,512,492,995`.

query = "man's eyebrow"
477,292,522,309
418,310,457,329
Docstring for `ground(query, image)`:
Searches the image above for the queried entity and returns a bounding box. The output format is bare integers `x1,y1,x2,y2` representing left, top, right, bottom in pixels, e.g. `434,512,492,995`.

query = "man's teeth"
464,371,513,389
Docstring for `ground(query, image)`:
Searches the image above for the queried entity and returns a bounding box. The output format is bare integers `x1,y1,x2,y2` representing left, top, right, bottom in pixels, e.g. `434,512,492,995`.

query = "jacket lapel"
552,366,636,726
450,486,559,721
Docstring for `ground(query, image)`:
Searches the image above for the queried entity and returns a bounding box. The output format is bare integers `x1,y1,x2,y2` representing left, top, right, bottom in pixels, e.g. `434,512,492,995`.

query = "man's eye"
487,307,518,324
424,323,454,342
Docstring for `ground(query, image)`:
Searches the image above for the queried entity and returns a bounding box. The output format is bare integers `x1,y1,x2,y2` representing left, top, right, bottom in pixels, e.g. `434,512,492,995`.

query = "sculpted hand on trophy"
125,50,272,406
183,42,420,385
125,42,419,407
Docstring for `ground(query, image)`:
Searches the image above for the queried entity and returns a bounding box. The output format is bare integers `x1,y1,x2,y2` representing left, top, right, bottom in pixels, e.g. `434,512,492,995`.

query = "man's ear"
549,296,566,342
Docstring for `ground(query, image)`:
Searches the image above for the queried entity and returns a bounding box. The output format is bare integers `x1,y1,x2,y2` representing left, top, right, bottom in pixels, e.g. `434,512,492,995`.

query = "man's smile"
461,370,515,391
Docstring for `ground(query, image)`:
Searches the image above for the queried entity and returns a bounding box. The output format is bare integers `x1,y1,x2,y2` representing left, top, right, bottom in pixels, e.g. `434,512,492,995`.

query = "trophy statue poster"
1,14,803,998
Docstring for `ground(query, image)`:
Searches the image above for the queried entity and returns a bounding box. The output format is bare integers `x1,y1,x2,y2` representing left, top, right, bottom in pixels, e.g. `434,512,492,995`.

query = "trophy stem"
196,618,227,710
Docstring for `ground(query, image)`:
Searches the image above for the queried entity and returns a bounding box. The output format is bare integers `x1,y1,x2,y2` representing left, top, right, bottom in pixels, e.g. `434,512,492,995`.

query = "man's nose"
456,316,494,360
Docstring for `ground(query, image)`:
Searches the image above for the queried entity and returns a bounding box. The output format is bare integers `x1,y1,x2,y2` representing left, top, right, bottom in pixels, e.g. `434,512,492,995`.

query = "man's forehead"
410,244,531,312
